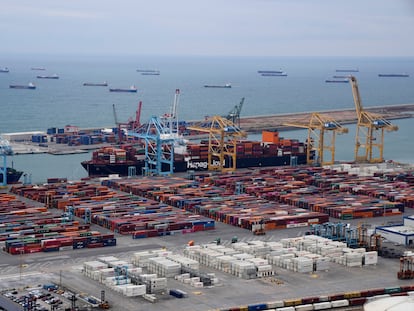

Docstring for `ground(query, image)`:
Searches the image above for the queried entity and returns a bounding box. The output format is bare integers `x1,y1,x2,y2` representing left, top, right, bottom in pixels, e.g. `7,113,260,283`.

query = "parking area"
1,284,79,311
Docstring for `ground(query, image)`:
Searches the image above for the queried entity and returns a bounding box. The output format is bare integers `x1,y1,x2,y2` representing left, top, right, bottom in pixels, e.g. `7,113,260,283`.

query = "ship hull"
0,168,23,184
109,89,137,93
81,154,307,177
83,83,108,86
10,85,36,90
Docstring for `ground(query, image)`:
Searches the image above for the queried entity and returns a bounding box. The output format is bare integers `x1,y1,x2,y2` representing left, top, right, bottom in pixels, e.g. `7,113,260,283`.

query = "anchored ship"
109,85,137,93
37,74,59,79
83,82,108,86
9,82,36,90
204,83,231,88
378,73,409,78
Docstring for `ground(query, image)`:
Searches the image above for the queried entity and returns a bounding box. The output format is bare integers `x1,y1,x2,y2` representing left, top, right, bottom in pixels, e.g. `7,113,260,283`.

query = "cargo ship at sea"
36,74,59,79
81,131,308,177
83,82,108,86
204,83,231,88
9,82,36,90
109,85,137,93
0,167,23,184
378,73,409,78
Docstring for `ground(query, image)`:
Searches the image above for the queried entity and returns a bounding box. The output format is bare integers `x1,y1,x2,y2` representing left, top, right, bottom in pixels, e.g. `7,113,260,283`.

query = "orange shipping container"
262,131,279,144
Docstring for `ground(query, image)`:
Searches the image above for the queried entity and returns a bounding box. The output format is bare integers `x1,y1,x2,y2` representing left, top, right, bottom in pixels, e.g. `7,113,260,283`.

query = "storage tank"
364,296,414,311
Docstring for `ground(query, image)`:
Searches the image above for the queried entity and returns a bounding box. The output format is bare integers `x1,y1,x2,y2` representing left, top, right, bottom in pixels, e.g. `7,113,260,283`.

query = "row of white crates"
82,257,167,296
132,249,200,272
175,273,219,287
183,244,275,279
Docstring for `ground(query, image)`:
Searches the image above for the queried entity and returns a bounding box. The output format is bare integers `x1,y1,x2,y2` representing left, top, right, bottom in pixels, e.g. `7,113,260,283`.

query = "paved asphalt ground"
1,197,414,311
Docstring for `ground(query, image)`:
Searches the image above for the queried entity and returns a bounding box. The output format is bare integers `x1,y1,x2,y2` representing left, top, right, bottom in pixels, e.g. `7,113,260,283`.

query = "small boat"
325,79,349,83
257,70,284,74
109,85,137,93
9,82,36,90
204,83,231,88
83,82,108,86
378,73,409,78
0,67,9,73
31,67,46,71
37,74,59,79
141,71,160,76
137,69,159,73
335,68,359,72
261,72,287,77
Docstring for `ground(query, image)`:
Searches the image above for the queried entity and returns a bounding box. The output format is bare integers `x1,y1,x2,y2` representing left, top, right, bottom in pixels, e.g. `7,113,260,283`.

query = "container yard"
0,162,414,310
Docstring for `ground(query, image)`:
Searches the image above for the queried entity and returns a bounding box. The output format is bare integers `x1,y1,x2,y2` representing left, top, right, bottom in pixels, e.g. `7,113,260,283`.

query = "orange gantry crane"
348,76,398,163
187,116,247,172
284,113,348,166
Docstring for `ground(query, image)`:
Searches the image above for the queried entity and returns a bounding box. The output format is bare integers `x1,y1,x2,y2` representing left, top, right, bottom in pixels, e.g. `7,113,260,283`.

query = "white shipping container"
330,299,349,307
267,300,284,308
313,301,332,310
295,304,314,311
364,251,378,265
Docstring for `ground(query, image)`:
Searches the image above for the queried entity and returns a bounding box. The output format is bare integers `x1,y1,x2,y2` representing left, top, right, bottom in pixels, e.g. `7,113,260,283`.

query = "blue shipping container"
248,304,268,311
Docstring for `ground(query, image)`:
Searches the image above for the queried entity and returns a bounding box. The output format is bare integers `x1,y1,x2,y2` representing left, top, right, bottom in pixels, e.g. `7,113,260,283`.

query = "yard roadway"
1,208,414,311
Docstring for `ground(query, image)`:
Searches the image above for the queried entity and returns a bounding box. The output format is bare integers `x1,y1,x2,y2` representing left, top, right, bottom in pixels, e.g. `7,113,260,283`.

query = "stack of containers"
230,261,257,279
147,257,181,278
104,275,131,286
112,284,146,297
292,257,313,273
148,277,168,294
83,261,108,278
343,249,365,267
92,268,116,283
167,254,200,272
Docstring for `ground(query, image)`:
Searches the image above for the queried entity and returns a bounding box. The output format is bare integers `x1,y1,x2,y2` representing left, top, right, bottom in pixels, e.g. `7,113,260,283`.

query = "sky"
1,0,414,57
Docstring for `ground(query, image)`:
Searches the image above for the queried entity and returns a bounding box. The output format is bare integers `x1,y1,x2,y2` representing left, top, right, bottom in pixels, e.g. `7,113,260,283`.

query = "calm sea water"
0,54,413,183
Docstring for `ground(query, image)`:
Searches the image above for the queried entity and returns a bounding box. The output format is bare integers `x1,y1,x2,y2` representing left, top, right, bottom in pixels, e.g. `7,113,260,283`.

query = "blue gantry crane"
0,135,14,186
128,89,182,176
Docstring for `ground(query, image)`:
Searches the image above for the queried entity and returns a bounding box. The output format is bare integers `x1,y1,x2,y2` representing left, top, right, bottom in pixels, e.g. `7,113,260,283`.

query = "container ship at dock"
81,131,309,177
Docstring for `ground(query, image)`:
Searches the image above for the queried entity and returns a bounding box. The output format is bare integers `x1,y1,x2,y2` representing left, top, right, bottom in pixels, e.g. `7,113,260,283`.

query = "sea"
0,54,413,183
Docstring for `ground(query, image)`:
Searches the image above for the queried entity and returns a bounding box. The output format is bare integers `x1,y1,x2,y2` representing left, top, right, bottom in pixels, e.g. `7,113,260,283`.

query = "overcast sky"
2,0,414,57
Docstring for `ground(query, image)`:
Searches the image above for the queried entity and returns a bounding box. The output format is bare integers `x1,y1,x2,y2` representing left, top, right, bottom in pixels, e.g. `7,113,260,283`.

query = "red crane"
113,101,143,143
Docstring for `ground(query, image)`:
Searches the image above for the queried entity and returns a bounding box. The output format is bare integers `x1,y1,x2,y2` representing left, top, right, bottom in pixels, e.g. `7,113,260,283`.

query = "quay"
238,103,414,132
5,103,414,155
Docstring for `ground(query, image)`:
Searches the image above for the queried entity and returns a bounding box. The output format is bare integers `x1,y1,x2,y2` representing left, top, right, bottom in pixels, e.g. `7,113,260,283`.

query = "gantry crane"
349,76,398,163
224,97,244,127
0,136,13,186
127,90,181,176
284,113,348,166
113,101,143,142
187,116,247,172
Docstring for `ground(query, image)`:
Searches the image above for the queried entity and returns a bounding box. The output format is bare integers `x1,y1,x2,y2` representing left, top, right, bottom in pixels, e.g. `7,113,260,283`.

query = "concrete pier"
238,103,414,133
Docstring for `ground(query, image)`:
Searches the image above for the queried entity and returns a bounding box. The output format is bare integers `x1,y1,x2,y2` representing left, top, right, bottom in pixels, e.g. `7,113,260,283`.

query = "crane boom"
349,76,364,118
348,76,398,163
225,97,244,126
